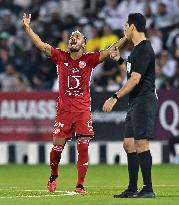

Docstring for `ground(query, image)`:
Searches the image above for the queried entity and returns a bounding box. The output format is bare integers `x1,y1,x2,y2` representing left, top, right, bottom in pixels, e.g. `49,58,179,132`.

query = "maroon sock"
76,139,90,186
50,144,64,176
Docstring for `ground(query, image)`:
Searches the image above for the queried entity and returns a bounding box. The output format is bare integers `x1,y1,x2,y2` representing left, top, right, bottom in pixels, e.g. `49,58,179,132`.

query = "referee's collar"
134,39,147,47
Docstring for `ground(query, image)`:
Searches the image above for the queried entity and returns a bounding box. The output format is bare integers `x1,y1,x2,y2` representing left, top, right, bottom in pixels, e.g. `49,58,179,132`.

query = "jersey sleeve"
49,47,64,64
133,46,151,76
88,52,101,68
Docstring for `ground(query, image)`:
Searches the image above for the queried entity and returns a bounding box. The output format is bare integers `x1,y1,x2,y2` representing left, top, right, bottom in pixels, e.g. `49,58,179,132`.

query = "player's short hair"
127,13,146,32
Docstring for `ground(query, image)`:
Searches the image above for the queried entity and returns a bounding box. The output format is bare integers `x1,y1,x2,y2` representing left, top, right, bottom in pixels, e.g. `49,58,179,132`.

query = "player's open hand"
22,13,31,28
110,47,120,61
103,97,117,112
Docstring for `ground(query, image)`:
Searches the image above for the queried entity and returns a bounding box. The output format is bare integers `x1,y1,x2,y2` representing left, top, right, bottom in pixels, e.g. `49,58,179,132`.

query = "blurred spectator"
59,0,84,18
86,26,100,52
62,14,77,32
58,30,69,51
143,4,154,29
0,63,30,91
159,50,176,78
169,63,179,88
99,24,119,50
98,0,122,34
154,3,175,30
31,63,55,90
168,135,179,164
147,29,162,55
0,9,17,35
155,57,168,89
166,29,179,54
0,47,11,72
154,2,176,47
94,58,119,88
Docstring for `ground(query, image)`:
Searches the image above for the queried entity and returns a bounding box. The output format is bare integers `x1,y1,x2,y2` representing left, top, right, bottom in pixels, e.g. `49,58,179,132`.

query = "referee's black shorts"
124,94,157,140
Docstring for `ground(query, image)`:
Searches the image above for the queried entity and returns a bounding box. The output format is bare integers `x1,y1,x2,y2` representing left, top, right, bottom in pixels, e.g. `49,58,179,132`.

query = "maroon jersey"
50,47,101,112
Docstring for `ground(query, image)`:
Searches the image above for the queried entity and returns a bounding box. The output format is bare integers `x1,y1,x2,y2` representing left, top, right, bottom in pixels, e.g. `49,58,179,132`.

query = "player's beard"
69,46,81,52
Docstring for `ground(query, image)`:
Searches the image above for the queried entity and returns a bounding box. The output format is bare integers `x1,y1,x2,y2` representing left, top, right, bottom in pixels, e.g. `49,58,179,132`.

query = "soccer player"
22,13,127,194
103,13,157,198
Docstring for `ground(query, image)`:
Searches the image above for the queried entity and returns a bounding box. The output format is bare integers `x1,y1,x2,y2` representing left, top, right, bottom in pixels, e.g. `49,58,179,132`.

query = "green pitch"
0,164,179,205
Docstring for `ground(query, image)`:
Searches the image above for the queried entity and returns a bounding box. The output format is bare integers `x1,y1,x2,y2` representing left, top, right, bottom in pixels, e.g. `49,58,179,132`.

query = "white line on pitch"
0,188,69,192
0,193,78,199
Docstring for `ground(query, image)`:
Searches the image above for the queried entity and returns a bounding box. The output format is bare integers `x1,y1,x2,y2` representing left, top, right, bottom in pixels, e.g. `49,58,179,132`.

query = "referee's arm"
115,72,141,99
102,71,141,112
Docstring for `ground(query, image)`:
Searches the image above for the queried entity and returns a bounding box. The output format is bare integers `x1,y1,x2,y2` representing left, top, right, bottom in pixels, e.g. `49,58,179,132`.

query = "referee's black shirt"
127,40,155,101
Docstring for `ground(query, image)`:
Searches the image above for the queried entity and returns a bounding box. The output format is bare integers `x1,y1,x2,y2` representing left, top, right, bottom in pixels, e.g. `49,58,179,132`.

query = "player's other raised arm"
110,47,127,73
22,13,52,56
99,36,128,62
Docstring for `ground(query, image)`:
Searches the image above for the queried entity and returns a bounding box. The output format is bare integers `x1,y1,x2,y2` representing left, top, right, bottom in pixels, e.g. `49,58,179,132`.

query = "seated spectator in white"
159,50,176,78
143,4,154,29
154,3,175,30
98,0,122,33
147,29,162,55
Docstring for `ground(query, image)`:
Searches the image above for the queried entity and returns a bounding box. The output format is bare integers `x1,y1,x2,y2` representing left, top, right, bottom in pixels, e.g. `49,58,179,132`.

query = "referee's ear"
131,24,136,32
131,72,141,85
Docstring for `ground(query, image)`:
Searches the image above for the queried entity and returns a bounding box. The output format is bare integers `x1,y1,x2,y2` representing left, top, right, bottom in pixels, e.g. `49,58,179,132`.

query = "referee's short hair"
127,13,146,32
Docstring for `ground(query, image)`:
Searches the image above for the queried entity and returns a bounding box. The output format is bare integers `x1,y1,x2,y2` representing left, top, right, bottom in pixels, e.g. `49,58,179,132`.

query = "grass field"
0,164,179,205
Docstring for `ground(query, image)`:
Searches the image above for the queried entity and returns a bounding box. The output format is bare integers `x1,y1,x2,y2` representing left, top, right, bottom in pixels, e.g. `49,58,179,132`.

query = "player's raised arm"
99,36,128,62
110,47,127,72
22,13,52,56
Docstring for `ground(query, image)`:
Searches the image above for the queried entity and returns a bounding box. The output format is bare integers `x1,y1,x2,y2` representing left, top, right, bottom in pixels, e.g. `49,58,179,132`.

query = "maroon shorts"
53,109,94,139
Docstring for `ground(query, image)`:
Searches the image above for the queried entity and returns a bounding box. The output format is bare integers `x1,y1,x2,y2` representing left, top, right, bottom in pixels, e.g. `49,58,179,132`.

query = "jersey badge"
79,61,86,69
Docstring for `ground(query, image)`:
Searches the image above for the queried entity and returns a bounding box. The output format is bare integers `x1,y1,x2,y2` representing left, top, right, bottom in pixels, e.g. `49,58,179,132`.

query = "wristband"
112,93,120,102
116,57,124,65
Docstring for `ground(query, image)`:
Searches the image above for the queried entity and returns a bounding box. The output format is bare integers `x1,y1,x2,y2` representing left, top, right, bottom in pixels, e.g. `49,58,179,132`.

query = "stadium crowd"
0,0,179,92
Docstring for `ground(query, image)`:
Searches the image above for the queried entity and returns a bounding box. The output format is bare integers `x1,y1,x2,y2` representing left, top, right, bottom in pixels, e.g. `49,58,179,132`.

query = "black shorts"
124,94,157,140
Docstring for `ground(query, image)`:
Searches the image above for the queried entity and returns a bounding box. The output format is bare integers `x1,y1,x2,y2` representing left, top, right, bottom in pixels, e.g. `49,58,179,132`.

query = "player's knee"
135,139,149,153
53,137,66,146
77,139,89,154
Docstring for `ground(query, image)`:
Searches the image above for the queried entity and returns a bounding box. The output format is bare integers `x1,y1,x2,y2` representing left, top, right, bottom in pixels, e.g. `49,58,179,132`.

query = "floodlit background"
0,0,179,165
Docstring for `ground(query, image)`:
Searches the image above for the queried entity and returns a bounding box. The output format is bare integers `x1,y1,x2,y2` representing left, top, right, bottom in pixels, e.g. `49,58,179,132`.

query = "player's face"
68,31,85,52
124,22,133,40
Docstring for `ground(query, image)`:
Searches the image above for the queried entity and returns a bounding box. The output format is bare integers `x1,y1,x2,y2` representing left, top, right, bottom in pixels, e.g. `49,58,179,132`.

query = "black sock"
138,150,153,192
127,152,139,191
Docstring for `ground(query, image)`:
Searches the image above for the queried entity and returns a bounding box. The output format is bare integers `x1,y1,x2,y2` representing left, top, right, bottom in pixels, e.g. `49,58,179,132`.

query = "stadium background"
0,0,179,165
0,0,179,204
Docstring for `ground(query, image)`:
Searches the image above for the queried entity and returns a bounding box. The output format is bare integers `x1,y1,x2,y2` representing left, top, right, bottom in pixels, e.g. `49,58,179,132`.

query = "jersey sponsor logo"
54,121,64,128
127,62,131,73
72,68,80,73
79,61,86,68
68,75,81,89
65,75,83,97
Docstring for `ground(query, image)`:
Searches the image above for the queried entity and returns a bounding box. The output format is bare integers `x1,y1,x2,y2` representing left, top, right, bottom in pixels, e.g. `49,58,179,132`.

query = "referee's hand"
103,97,117,112
110,47,120,61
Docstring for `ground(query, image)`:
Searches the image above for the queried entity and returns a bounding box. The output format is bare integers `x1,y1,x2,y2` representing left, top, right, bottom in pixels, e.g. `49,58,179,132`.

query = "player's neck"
70,50,83,60
132,33,146,47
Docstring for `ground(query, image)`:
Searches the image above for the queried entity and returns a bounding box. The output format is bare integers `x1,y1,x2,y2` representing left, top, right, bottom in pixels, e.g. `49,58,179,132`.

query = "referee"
103,13,157,198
